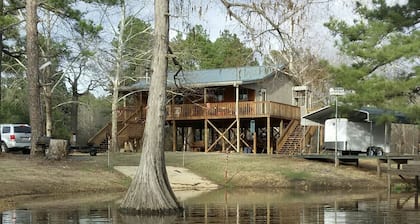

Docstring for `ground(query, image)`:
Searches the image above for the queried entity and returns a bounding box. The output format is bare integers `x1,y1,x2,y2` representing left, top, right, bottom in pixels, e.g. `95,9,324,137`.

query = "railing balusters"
165,101,300,120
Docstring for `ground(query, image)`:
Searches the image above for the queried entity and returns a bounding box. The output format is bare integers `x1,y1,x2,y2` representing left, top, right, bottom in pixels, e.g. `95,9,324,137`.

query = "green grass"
281,169,311,181
86,151,387,189
94,152,313,186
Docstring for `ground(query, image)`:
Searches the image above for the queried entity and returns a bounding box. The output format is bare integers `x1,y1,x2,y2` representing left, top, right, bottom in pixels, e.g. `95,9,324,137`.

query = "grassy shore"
0,151,390,200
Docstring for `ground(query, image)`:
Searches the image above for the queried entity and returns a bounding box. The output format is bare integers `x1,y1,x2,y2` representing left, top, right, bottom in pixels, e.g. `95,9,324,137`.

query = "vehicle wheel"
367,147,375,157
376,148,384,157
89,150,97,156
1,143,9,153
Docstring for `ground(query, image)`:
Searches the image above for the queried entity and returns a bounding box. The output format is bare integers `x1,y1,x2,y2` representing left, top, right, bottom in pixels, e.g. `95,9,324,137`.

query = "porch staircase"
88,108,145,149
276,119,318,155
277,120,303,155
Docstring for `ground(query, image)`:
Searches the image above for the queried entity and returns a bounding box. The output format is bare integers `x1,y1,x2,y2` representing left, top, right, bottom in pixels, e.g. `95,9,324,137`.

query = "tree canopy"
325,0,419,123
170,25,257,71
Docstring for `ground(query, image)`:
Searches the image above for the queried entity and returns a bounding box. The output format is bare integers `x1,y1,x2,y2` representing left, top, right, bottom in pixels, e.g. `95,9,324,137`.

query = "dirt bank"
0,152,395,211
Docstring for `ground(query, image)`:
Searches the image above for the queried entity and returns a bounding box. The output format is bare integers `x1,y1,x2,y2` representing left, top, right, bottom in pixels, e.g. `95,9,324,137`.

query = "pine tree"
325,0,419,123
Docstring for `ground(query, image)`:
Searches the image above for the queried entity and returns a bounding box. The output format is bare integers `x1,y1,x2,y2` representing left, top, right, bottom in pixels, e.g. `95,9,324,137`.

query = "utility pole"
329,87,345,168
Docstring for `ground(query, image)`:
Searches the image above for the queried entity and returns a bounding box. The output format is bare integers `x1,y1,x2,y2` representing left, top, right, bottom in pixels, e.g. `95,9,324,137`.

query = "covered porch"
168,101,301,154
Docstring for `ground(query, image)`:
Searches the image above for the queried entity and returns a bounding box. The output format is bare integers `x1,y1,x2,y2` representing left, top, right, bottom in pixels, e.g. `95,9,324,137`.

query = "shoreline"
0,152,400,202
114,165,219,201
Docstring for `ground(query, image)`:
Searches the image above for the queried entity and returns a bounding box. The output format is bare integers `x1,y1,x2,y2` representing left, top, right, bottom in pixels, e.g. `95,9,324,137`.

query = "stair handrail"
87,122,111,145
299,126,318,154
277,120,299,153
88,107,144,146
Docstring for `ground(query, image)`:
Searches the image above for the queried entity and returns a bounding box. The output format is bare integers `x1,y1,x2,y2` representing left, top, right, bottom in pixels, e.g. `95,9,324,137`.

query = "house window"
174,95,183,104
239,88,248,101
215,89,224,102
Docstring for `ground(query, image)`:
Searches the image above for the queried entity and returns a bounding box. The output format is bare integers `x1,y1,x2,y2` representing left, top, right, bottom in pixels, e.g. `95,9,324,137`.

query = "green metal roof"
123,66,283,91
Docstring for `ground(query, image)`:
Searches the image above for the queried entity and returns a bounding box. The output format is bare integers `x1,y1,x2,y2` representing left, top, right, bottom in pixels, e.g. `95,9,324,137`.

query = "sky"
77,0,411,96
80,0,368,64
167,0,357,63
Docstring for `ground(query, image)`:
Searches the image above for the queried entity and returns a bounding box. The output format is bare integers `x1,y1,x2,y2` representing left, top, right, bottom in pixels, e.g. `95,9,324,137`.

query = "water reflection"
2,189,420,223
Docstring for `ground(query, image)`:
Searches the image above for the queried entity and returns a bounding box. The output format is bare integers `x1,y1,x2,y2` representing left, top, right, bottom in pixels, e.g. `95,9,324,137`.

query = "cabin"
88,66,318,154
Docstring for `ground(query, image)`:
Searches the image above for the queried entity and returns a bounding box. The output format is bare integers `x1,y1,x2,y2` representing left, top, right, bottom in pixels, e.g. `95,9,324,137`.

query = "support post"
253,132,257,154
335,96,338,167
222,128,226,152
172,121,176,152
205,120,208,152
235,84,240,152
279,120,283,138
267,117,271,154
204,88,208,153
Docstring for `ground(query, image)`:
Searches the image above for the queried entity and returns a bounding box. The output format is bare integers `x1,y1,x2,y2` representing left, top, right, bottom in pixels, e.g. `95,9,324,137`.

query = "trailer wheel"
89,150,97,156
367,147,375,157
376,148,384,156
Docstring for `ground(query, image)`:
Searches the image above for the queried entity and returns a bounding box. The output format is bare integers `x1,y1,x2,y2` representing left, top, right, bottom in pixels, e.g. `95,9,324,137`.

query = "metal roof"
122,66,283,91
303,106,411,124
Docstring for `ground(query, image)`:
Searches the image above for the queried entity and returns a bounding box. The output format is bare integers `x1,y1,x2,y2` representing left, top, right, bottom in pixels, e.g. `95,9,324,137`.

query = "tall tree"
1,1,26,122
96,2,153,152
26,0,43,155
170,25,213,70
325,0,419,122
38,0,108,142
218,0,331,107
120,0,181,214
170,25,257,70
212,30,257,68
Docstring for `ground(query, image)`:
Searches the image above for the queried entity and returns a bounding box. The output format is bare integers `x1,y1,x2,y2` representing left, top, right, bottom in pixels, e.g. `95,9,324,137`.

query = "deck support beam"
172,121,176,152
267,117,271,154
253,132,257,154
235,84,240,152
207,120,237,151
205,119,208,152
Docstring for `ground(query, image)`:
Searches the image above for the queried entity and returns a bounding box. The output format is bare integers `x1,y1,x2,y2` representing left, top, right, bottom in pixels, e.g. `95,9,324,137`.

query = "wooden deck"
166,101,300,121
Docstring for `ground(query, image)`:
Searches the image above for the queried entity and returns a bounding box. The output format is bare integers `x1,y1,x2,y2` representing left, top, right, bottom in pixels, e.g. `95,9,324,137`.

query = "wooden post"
235,84,240,152
205,120,208,152
253,132,257,154
416,176,419,209
181,127,185,151
172,121,176,152
279,120,283,137
267,117,271,154
222,128,226,152
139,91,143,117
204,88,208,153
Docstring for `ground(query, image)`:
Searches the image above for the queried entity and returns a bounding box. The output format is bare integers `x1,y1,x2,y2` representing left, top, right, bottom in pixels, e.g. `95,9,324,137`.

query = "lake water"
2,189,420,223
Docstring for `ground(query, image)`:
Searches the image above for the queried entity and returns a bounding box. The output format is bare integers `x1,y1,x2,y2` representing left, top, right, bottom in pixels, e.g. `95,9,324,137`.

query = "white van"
0,124,31,154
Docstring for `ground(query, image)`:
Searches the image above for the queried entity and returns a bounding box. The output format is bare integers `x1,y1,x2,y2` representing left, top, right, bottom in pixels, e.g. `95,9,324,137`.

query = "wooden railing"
166,101,300,120
117,106,146,122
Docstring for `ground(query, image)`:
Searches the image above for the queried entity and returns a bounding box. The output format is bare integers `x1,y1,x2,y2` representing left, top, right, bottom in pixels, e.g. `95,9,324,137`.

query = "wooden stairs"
277,120,317,155
88,108,145,149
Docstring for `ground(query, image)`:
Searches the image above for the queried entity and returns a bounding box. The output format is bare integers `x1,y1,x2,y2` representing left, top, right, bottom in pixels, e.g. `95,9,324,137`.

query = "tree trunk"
110,2,126,153
0,0,3,105
111,89,119,152
45,90,52,137
45,139,68,160
26,0,43,156
120,0,181,214
71,91,79,144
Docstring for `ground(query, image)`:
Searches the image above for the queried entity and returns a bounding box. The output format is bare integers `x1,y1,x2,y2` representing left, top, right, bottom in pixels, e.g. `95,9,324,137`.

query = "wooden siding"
166,101,300,120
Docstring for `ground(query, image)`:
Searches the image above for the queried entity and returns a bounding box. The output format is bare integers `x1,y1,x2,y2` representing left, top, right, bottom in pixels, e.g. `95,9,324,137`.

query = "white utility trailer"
324,118,390,156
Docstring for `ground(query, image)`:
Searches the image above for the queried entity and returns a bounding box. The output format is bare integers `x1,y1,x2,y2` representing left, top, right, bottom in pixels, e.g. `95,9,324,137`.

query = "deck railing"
166,101,300,120
117,106,146,122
